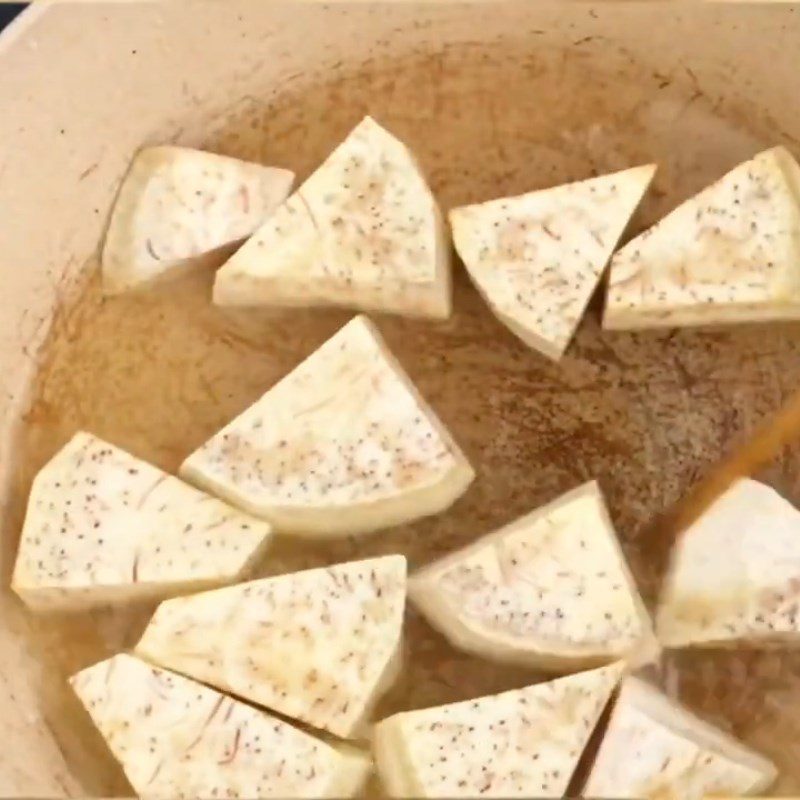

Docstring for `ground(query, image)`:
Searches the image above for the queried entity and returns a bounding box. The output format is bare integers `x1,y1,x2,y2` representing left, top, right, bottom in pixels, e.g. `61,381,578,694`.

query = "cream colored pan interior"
1,2,800,795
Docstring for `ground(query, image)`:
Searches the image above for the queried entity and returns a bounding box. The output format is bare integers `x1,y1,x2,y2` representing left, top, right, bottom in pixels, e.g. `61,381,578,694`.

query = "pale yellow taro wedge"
584,677,777,800
604,146,800,329
180,315,474,536
410,481,658,672
373,661,626,799
102,146,293,294
70,654,370,799
657,478,800,649
12,432,272,610
136,555,406,739
450,164,655,359
213,116,451,319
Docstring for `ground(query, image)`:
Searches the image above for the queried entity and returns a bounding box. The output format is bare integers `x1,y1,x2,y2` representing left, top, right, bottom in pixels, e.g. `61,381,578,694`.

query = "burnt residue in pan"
9,37,800,794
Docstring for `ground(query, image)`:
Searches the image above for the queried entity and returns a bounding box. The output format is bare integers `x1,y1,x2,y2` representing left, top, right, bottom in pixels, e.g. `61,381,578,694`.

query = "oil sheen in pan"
10,39,800,795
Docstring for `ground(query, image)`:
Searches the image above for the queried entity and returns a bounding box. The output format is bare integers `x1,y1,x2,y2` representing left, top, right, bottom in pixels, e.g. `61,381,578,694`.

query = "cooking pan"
1,1,800,795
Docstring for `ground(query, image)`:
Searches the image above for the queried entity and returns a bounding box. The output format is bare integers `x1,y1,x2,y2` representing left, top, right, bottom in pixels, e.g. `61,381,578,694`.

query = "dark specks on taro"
605,147,800,330
12,431,271,610
410,481,654,670
213,116,451,318
374,662,622,797
70,654,368,797
178,315,473,537
134,554,406,740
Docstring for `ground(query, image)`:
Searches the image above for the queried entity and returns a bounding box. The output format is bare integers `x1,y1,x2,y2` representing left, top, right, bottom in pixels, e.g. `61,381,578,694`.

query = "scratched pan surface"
1,2,800,796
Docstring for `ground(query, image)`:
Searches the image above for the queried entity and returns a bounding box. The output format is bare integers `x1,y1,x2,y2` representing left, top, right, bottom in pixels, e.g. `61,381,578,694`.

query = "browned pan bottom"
8,38,800,795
